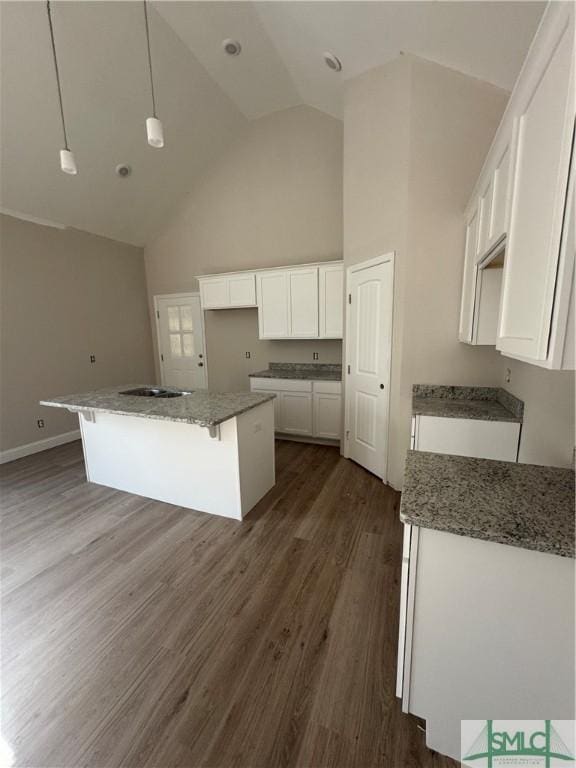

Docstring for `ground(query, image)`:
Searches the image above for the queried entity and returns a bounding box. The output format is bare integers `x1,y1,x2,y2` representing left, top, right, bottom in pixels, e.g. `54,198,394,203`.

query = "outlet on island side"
37,419,45,429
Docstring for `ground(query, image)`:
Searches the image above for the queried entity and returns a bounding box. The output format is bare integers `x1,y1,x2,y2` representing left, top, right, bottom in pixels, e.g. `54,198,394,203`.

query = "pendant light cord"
143,1,157,118
46,1,69,150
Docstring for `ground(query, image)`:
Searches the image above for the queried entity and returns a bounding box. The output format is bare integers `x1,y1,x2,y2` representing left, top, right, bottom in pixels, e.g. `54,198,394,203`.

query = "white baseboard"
0,430,81,465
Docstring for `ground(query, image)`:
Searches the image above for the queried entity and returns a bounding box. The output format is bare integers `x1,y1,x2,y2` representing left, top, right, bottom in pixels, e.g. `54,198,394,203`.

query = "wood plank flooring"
0,440,458,768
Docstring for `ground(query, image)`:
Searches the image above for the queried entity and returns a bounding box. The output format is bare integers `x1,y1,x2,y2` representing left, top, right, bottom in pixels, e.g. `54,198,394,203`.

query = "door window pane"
170,334,182,357
180,306,194,331
182,333,194,357
168,307,180,332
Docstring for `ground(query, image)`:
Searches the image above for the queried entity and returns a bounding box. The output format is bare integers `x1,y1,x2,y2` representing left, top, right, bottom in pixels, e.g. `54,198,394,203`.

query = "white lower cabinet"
397,526,575,762
411,414,520,462
250,378,341,440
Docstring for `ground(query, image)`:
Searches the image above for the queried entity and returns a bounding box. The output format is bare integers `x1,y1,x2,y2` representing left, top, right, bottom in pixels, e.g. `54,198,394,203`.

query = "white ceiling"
0,1,545,246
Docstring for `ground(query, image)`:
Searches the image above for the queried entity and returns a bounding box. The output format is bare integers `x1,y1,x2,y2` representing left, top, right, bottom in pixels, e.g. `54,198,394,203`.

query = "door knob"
379,384,384,389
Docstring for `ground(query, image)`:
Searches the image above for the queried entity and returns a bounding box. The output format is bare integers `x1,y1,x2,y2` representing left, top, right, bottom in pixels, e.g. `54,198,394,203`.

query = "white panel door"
346,255,394,480
497,11,574,361
289,268,319,337
319,263,344,338
280,392,313,435
257,271,289,339
458,206,480,343
313,393,341,439
229,274,256,307
156,295,207,390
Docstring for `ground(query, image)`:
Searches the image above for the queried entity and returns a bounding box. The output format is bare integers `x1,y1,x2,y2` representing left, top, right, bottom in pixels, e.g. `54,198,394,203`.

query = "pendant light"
46,1,77,175
143,1,164,148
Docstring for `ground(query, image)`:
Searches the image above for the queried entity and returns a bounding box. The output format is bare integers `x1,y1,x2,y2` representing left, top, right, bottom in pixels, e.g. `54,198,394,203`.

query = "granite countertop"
400,450,575,558
249,362,342,382
412,384,524,423
40,386,275,428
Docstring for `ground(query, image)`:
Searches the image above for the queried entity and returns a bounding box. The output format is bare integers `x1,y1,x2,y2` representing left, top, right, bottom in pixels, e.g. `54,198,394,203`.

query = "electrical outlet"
37,419,45,429
245,351,251,359
313,352,319,360
90,354,96,363
505,367,511,384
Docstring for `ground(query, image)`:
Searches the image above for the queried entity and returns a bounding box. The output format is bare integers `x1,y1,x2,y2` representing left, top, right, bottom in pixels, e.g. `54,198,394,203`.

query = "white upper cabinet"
497,3,574,364
458,205,480,343
319,263,344,338
199,273,256,309
256,271,290,338
288,268,319,337
459,2,575,368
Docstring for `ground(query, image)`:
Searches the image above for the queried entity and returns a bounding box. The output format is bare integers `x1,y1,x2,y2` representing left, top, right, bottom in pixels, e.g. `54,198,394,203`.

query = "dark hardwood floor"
0,439,457,768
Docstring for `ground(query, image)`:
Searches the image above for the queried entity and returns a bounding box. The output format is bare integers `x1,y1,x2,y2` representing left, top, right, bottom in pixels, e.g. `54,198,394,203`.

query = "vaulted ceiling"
0,1,545,246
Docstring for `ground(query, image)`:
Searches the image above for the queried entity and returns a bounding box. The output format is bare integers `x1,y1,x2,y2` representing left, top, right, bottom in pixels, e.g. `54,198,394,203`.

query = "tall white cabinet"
459,2,575,369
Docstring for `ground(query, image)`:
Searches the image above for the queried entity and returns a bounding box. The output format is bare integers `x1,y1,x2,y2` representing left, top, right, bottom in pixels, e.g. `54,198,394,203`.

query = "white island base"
78,399,275,520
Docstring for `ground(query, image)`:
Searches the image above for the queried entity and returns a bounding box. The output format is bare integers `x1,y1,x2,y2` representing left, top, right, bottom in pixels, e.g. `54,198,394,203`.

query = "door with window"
155,294,207,390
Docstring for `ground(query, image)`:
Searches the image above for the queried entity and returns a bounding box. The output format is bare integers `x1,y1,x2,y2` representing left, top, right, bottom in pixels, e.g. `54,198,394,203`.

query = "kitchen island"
41,386,276,520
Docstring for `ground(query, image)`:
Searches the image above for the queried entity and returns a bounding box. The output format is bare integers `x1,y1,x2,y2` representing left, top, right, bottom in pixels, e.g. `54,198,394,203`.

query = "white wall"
344,55,509,489
145,105,344,391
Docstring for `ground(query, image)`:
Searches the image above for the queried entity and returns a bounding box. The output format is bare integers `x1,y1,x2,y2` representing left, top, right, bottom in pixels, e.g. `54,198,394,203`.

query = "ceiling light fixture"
143,1,164,148
323,51,342,73
222,39,242,56
46,1,77,175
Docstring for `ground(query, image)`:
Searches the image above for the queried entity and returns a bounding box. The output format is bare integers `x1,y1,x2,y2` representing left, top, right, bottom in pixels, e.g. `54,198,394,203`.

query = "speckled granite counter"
249,362,342,382
41,386,276,428
400,450,575,558
412,384,523,423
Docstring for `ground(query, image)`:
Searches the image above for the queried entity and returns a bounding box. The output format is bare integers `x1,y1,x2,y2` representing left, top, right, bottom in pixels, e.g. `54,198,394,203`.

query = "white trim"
0,429,81,464
344,252,395,485
0,207,67,230
153,292,209,388
196,259,343,281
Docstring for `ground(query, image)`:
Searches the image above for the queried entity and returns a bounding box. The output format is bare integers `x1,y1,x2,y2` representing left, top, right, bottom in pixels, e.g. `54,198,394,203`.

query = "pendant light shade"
60,148,78,175
146,117,164,148
143,1,164,149
46,2,77,174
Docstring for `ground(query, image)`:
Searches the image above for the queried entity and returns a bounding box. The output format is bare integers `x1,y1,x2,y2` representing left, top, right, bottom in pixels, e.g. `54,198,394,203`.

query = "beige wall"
499,360,574,468
145,105,344,390
344,56,509,489
0,214,154,452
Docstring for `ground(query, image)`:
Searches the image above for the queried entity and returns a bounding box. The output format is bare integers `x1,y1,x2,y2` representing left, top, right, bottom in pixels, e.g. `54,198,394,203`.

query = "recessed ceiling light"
223,39,242,56
115,164,132,178
323,51,342,72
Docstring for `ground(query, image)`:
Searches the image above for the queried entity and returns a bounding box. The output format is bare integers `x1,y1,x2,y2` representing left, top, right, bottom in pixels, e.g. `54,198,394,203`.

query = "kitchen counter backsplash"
412,384,524,423
250,362,342,382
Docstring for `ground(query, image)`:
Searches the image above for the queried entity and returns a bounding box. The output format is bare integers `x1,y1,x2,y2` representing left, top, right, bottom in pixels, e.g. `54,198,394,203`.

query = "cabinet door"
289,268,319,338
488,141,511,249
477,176,494,259
313,393,341,439
497,10,574,362
279,392,313,435
229,274,256,307
319,264,344,338
458,205,480,343
257,271,289,339
199,278,229,309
